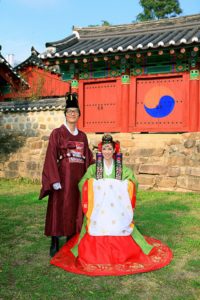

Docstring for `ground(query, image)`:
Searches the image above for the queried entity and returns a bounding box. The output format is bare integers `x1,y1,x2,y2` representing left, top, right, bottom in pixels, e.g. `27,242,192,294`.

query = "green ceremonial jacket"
78,163,138,194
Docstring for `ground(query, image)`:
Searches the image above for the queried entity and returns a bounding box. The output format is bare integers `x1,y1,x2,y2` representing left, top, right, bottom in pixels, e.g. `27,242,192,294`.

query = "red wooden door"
81,80,121,132
135,75,188,132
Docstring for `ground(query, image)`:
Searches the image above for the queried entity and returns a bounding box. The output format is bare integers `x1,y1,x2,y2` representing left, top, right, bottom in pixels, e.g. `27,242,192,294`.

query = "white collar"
104,159,114,176
64,121,78,136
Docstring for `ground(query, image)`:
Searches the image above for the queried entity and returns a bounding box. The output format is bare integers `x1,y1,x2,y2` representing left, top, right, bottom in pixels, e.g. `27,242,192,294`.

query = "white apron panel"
88,178,134,236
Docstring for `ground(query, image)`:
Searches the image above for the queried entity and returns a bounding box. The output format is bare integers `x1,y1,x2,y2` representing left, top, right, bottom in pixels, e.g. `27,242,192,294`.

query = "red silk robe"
39,125,93,236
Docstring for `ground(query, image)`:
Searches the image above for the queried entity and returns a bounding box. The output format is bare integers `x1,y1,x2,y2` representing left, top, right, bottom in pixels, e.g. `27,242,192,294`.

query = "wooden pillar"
121,75,130,132
128,76,137,132
199,76,200,131
189,70,199,132
71,79,81,128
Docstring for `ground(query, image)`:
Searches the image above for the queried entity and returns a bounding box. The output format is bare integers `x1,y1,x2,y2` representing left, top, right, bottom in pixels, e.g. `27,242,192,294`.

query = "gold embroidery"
128,263,145,270
151,255,162,262
81,262,145,273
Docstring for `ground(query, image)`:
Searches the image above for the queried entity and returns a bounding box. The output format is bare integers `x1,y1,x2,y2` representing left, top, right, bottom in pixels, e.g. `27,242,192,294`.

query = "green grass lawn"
0,179,200,300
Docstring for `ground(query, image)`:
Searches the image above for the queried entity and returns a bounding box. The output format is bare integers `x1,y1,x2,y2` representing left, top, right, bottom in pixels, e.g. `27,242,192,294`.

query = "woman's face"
102,143,114,161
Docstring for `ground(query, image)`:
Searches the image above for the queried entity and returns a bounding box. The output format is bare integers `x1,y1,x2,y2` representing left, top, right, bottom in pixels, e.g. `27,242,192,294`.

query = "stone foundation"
0,99,200,193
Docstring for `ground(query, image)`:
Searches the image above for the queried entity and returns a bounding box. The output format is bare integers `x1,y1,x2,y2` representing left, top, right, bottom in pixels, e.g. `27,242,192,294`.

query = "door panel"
135,76,186,131
83,80,120,132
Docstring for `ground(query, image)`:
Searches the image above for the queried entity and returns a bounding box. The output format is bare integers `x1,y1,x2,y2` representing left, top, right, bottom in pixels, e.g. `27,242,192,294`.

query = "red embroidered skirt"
50,233,173,276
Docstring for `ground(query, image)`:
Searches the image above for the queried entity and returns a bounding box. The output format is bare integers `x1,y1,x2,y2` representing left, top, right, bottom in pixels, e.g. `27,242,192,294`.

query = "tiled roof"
15,47,60,74
0,45,29,87
40,14,200,59
0,97,65,112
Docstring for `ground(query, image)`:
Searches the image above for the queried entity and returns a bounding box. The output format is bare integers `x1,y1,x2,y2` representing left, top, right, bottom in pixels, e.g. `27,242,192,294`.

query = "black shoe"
50,236,59,257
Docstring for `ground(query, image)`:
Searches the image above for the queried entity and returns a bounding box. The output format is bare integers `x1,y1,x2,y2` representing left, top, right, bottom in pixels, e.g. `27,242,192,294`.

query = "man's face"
65,108,80,124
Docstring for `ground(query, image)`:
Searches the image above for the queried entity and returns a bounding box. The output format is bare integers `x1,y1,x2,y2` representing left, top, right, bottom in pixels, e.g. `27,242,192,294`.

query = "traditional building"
0,46,28,101
2,47,69,100
39,14,200,133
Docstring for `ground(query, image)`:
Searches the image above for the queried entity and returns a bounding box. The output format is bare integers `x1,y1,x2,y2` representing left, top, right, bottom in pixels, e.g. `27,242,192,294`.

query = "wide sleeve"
78,164,96,196
122,165,138,192
39,129,61,199
84,134,95,169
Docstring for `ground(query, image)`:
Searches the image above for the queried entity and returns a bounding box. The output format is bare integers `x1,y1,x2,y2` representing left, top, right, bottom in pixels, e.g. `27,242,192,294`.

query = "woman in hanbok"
50,134,173,276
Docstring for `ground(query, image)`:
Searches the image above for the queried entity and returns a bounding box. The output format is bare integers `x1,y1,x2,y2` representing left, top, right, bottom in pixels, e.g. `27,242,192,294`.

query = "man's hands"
53,182,62,190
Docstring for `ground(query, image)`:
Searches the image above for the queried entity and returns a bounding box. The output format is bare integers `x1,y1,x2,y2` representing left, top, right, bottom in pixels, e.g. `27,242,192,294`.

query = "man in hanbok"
39,92,93,257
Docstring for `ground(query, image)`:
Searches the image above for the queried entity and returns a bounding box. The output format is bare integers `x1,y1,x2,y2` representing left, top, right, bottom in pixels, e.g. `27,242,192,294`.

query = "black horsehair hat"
64,92,80,115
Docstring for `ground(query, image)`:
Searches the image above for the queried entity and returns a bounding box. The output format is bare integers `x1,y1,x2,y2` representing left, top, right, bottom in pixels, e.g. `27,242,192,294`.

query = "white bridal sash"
87,178,134,236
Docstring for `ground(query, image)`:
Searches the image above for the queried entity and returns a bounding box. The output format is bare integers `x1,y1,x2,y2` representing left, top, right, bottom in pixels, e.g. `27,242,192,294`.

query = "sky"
0,0,200,64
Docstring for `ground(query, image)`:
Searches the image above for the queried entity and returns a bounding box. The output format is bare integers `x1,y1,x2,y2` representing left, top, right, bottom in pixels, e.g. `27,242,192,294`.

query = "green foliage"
137,0,182,21
101,20,111,26
88,24,99,27
0,180,200,299
0,131,26,160
88,20,111,27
